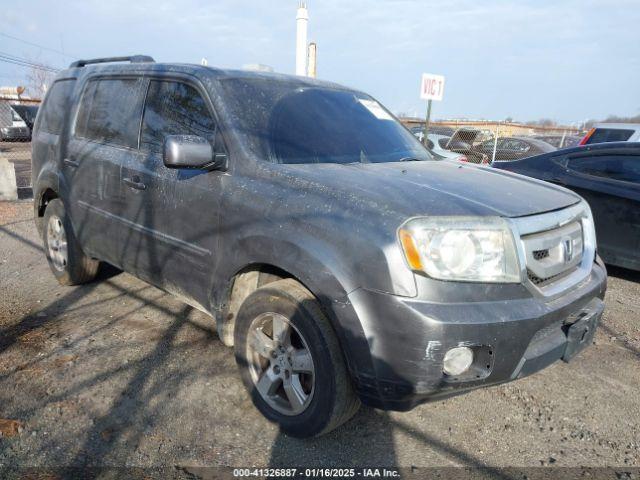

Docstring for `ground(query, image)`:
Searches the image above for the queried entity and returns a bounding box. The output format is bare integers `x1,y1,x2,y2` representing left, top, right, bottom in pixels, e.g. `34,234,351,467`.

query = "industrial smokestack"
295,1,309,76
307,42,317,78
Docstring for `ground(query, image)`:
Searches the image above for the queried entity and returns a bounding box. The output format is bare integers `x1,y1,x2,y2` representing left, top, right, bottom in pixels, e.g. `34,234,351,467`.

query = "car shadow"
267,407,398,467
606,264,640,283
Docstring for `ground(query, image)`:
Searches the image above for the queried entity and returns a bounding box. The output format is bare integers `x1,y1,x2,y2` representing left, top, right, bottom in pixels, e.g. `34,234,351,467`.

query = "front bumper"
346,260,607,411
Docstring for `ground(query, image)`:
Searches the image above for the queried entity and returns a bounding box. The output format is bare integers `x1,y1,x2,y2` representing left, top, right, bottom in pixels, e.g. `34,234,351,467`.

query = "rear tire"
234,278,360,437
42,199,99,286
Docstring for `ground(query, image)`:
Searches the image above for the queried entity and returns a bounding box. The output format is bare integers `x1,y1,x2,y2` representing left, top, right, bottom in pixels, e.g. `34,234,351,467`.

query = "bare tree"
25,63,55,99
601,113,640,123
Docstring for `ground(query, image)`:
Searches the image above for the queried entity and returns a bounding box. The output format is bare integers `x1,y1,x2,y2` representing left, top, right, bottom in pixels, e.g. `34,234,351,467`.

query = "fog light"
443,346,474,376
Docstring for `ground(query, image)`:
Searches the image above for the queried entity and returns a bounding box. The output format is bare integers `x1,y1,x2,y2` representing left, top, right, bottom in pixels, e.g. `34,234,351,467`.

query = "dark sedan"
494,142,640,270
477,136,556,162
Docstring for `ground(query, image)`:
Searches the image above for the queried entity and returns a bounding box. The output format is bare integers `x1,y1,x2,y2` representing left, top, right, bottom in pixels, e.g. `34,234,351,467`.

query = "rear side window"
140,80,216,153
39,79,76,135
75,78,145,148
586,128,634,144
568,155,640,183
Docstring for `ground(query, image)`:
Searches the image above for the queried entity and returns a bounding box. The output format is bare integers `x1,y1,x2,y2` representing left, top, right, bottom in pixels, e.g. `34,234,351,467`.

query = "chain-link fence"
0,97,39,198
406,119,584,164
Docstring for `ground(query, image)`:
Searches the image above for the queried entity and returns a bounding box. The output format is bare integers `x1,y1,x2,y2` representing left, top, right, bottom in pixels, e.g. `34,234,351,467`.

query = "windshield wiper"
397,156,423,162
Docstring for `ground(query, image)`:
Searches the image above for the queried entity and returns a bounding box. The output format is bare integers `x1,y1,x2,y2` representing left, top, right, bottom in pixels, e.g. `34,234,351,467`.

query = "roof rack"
69,55,155,68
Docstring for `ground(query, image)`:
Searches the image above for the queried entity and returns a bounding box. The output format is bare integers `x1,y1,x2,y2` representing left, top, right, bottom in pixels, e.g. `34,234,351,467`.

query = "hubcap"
246,312,315,416
47,215,68,272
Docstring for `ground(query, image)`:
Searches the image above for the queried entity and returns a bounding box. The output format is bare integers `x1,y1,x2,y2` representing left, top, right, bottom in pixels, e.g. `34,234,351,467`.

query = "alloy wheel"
47,215,68,272
246,312,315,416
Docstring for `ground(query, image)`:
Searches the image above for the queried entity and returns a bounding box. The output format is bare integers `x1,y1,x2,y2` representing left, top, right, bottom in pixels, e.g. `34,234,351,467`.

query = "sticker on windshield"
359,99,394,121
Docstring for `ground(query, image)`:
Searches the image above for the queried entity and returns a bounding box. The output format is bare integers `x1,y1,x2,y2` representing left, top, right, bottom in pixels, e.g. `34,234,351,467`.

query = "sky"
1,0,639,124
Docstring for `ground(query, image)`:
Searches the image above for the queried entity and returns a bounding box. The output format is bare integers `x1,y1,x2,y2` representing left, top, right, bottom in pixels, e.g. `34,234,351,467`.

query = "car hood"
279,160,581,219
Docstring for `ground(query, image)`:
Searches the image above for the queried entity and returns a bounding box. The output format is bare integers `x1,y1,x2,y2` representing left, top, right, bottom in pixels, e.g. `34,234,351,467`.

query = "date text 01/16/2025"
232,468,401,477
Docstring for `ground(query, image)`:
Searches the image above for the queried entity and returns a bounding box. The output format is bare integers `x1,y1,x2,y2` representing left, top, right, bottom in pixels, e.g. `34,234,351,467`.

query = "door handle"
123,176,147,190
63,158,79,168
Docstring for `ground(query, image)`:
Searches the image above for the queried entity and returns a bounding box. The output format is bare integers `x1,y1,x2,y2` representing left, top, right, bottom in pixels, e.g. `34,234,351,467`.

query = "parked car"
411,129,486,163
0,125,30,141
579,123,640,145
0,106,32,141
494,142,640,271
432,129,489,164
533,135,581,149
12,104,39,132
410,125,455,138
424,133,466,161
476,136,556,162
32,56,606,437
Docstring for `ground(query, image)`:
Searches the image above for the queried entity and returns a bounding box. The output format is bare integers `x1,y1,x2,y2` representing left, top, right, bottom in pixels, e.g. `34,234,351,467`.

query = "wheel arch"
213,237,375,383
33,171,62,236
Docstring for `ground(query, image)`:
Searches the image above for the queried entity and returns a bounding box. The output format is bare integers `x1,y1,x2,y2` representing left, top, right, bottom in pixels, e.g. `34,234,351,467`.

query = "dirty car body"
32,58,606,430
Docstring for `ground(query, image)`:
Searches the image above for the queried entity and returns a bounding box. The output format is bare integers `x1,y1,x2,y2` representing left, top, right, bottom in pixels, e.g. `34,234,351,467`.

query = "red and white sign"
420,73,445,101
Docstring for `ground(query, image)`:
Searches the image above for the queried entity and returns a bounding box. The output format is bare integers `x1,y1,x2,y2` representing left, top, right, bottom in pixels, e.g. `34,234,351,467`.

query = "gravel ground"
0,201,639,477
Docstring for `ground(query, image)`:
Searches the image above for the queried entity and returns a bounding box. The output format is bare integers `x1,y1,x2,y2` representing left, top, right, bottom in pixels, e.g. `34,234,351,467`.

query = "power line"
0,31,75,59
0,52,60,73
0,52,60,71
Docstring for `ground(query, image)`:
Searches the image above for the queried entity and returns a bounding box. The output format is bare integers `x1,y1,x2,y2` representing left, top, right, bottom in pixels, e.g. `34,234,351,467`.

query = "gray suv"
32,56,607,437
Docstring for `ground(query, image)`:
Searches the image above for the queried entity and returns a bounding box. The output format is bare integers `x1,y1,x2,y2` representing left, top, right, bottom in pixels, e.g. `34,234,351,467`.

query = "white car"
426,133,467,160
410,128,465,161
580,123,640,145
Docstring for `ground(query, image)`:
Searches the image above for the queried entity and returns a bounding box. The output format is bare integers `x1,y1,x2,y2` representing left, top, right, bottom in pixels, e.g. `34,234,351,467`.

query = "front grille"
527,268,573,287
511,203,593,296
532,249,549,261
521,221,583,289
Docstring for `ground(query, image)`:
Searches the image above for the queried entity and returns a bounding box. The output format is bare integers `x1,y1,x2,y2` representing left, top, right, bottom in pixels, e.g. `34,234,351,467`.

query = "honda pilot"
32,56,607,437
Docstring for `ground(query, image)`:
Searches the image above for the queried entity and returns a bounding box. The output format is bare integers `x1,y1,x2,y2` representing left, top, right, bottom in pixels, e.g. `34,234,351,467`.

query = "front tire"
42,199,99,285
234,279,360,437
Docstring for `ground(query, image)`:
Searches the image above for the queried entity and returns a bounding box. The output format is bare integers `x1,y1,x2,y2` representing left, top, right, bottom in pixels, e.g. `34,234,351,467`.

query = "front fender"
214,233,378,385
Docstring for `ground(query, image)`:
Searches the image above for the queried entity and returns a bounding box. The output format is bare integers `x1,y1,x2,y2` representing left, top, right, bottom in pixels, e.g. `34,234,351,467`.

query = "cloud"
1,0,638,122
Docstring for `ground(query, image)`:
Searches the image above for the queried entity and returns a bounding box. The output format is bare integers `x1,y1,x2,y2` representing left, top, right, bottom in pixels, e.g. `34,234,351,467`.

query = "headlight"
398,216,521,283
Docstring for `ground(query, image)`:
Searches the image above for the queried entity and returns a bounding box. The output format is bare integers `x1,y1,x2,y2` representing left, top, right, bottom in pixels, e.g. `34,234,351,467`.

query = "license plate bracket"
562,309,600,362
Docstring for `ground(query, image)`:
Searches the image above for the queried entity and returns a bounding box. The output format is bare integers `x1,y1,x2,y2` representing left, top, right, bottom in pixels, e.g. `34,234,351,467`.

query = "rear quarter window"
586,128,634,144
568,155,640,183
38,79,76,135
75,78,146,148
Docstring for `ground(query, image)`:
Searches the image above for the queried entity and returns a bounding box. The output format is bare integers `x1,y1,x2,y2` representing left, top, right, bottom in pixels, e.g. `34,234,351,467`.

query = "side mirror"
163,135,225,170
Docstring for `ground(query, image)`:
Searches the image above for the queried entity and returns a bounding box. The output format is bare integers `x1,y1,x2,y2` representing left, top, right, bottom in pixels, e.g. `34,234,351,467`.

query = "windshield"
219,78,433,164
